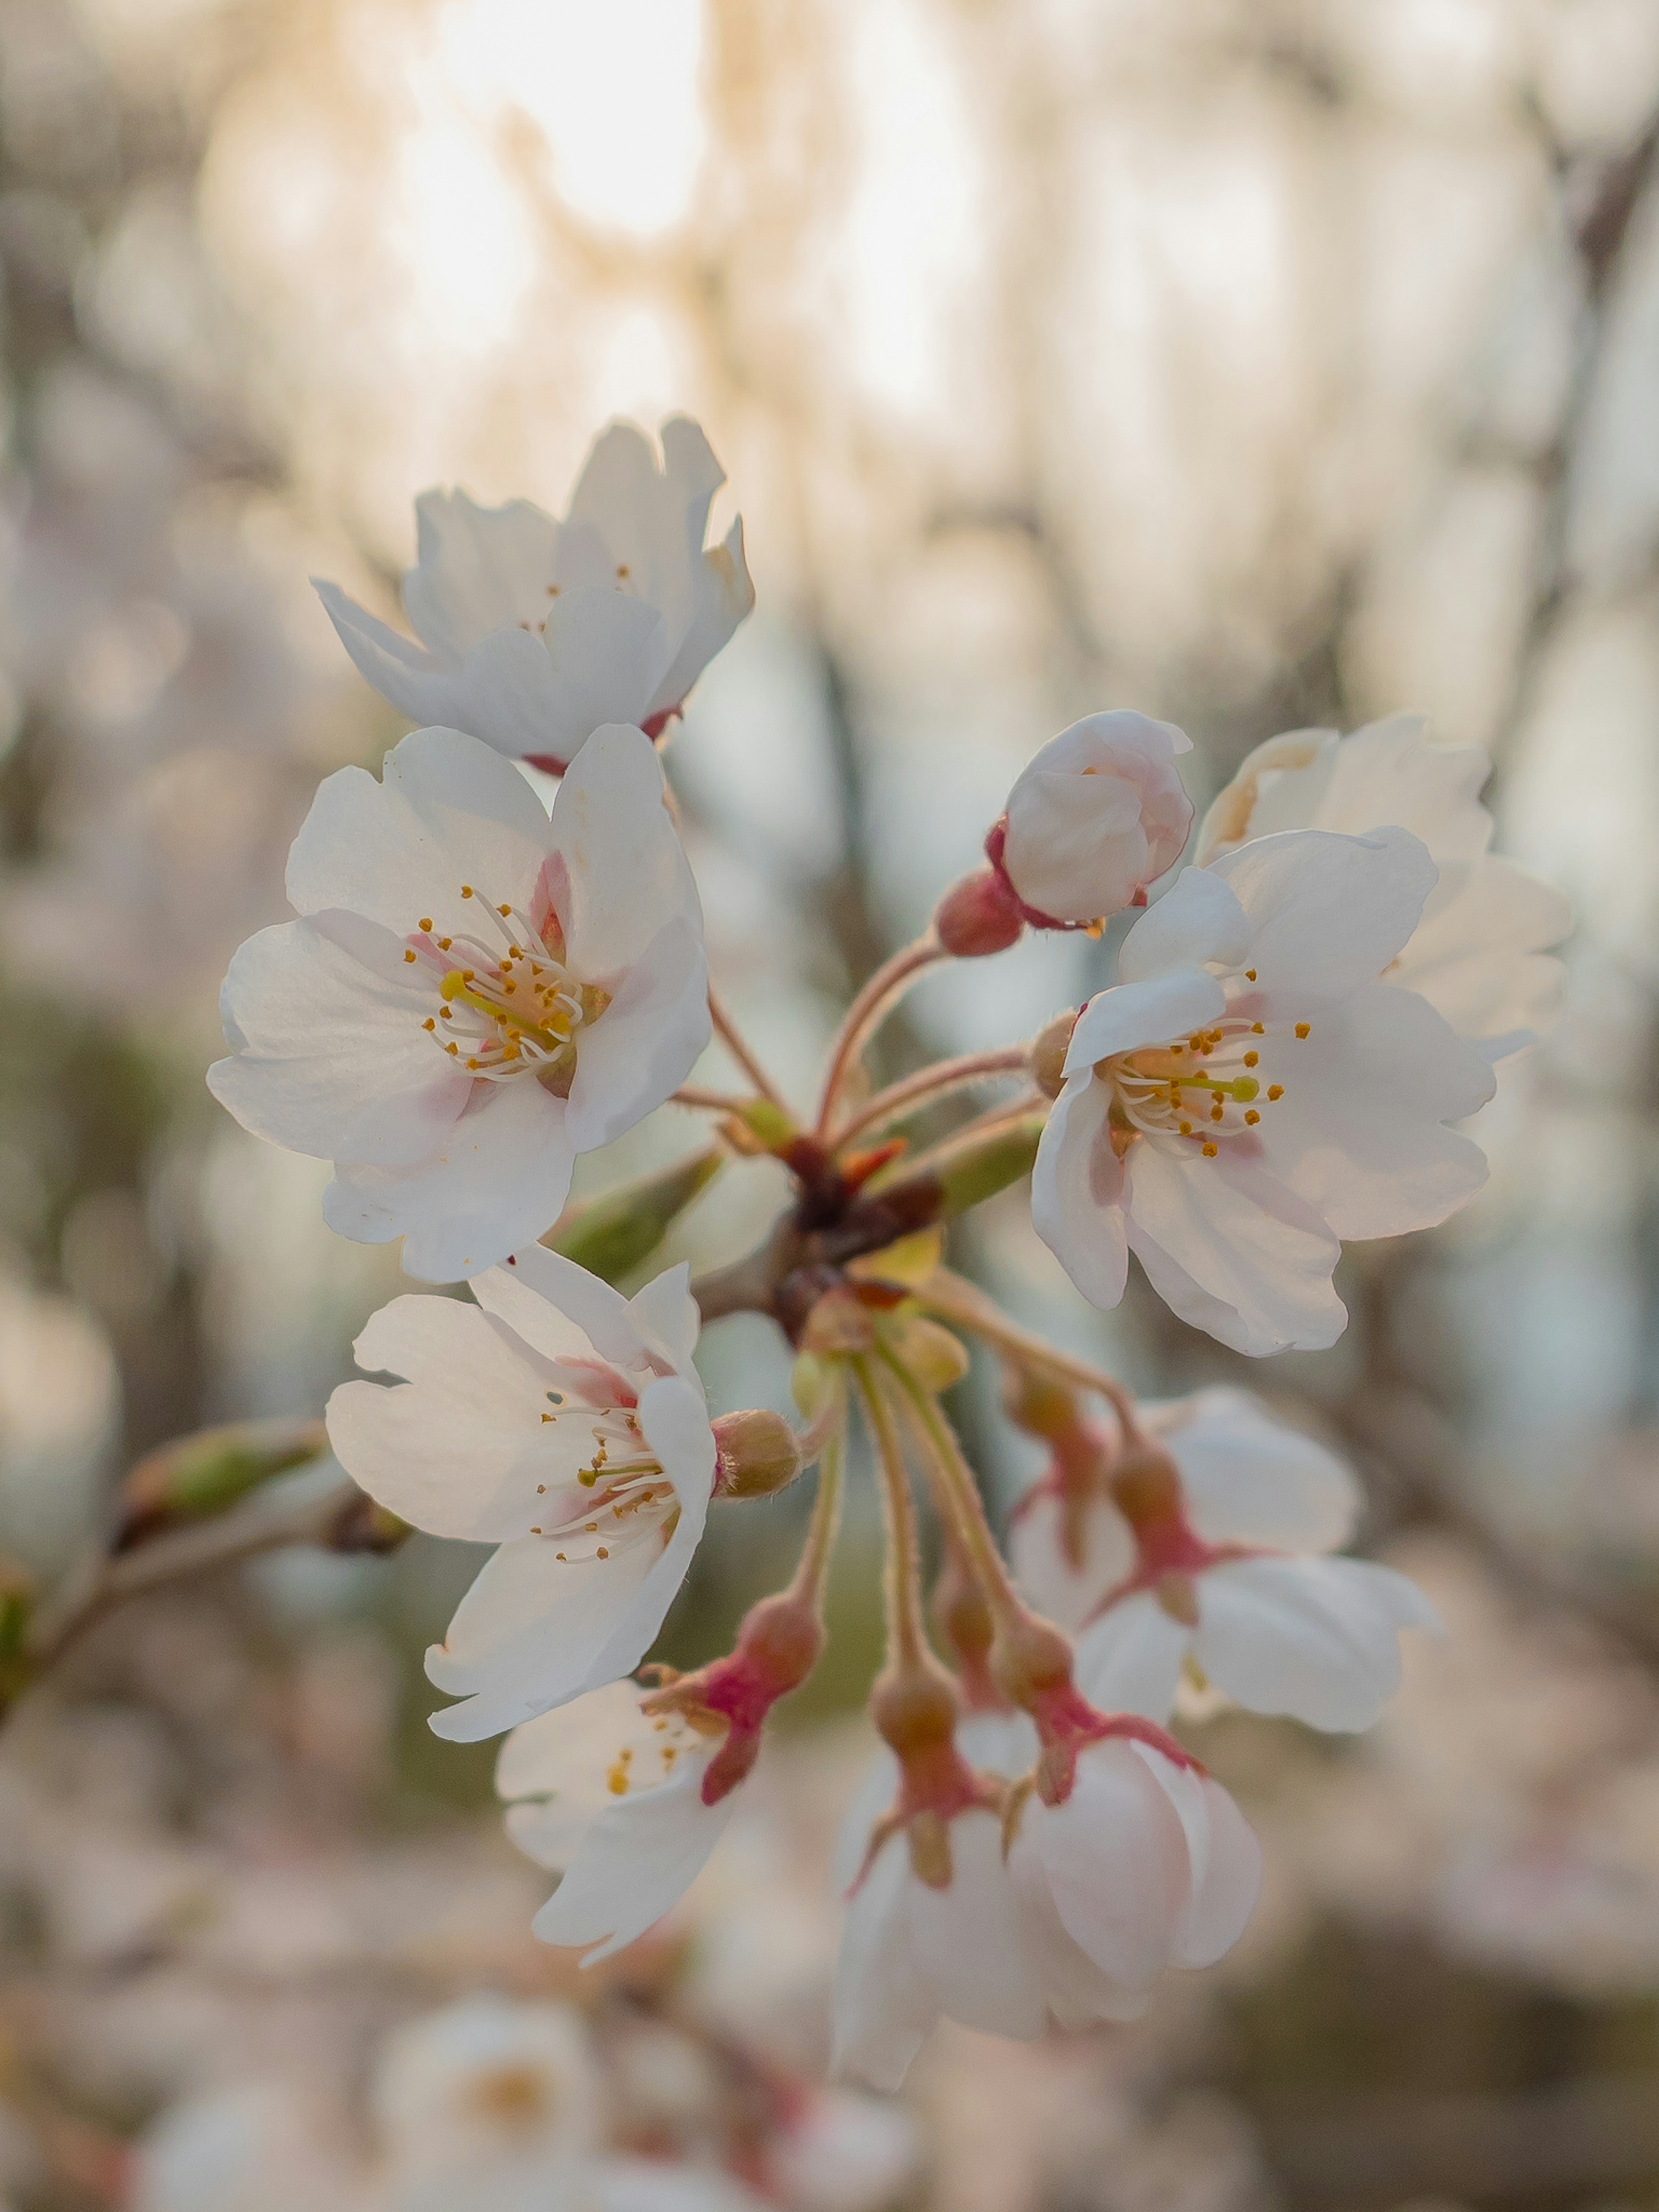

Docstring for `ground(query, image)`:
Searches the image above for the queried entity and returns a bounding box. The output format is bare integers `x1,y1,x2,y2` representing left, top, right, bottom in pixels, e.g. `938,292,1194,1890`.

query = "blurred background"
2,0,1659,2205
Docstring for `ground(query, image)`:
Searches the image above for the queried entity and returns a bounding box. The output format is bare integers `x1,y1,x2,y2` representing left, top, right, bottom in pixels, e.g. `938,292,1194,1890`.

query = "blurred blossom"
0,1267,119,1579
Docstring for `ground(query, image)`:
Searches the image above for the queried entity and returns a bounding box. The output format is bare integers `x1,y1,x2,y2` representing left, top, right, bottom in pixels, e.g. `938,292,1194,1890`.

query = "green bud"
117,1418,330,1550
861,1109,1047,1231
546,1147,722,1284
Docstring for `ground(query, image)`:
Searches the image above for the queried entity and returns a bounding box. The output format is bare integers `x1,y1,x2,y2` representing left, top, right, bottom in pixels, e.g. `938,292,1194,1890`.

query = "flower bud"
116,1417,330,1550
934,867,1023,957
879,1313,970,1393
1029,1008,1078,1101
712,1408,804,1499
998,711,1193,924
548,1145,723,1282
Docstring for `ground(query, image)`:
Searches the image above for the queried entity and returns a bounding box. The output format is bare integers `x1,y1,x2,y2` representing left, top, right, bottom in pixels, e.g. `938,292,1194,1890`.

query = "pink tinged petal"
475,1244,653,1373
532,1754,737,1963
1152,1388,1359,1551
832,1837,937,2092
553,725,706,979
208,912,470,1166
1251,981,1493,1240
1073,1592,1191,1724
1031,1076,1130,1312
625,1262,701,1378
1064,970,1228,1074
907,1812,1046,2041
564,919,711,1153
1390,854,1571,1053
285,725,554,940
1026,1740,1191,1988
1123,1141,1346,1357
1130,1748,1261,1967
1208,825,1438,999
649,509,756,715
1009,1492,1134,1632
322,1075,576,1283
1192,1554,1440,1732
325,1297,554,1540
1116,866,1250,985
404,489,564,658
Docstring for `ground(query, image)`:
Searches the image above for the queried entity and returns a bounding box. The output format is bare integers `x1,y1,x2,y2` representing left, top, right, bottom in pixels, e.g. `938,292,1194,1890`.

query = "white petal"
1194,728,1338,859
473,1244,648,1372
909,1812,1046,2040
404,489,563,658
1022,1741,1189,1988
1073,1592,1190,1723
1390,853,1570,1049
1208,826,1437,1000
1193,1554,1439,1731
322,1076,576,1283
624,1262,701,1378
1117,866,1250,983
1149,1388,1358,1551
209,912,470,1165
1252,982,1493,1240
1008,1491,1134,1631
831,1837,935,2092
1131,1748,1261,1967
1064,969,1227,1073
564,919,710,1153
551,725,705,980
533,1753,737,1962
1123,1141,1346,1357
1030,1076,1129,1311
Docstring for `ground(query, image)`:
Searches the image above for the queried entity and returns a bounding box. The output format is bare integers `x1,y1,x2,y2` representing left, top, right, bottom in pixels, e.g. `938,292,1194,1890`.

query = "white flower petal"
907,1812,1046,2042
1030,1076,1129,1311
1117,865,1250,984
564,918,710,1153
551,725,705,979
1021,1741,1189,1988
1064,970,1227,1074
474,1244,650,1373
1073,1592,1190,1723
831,1837,936,2092
1008,1491,1135,1631
404,489,564,658
532,1751,736,1963
1131,1748,1261,1968
1150,1388,1358,1551
1193,1554,1439,1731
1207,826,1437,1001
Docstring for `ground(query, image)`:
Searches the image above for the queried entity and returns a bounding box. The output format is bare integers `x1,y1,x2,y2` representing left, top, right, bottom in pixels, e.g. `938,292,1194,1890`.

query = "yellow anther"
1244,967,1257,981
1267,1084,1284,1100
596,1546,610,1559
466,1058,480,1070
498,903,512,916
1251,1021,1264,1034
1295,1022,1310,1039
1202,1141,1218,1157
423,1017,435,1031
419,917,433,931
446,1042,459,1055
461,885,474,898
606,1755,630,1796
438,937,452,950
1210,1103,1224,1122
1179,1120,1192,1135
1243,1050,1259,1067
1245,1109,1260,1125
403,949,416,963
616,563,630,578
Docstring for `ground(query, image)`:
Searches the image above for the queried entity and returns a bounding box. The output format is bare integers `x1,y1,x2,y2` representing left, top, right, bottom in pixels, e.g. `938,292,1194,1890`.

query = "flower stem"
877,1348,1025,1635
789,1416,845,1610
852,1356,928,1669
708,985,789,1112
672,1083,758,1113
830,1044,1033,1150
814,936,947,1135
916,1269,1144,1437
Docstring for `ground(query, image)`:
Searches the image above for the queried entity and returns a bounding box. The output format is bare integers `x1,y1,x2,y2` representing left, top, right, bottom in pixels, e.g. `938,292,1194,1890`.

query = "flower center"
604,1708,715,1798
525,1404,680,1562
1100,1004,1310,1160
403,884,610,1093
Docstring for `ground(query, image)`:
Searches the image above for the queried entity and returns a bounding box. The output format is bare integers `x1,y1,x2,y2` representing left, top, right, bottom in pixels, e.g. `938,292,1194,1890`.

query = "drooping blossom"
1195,712,1570,1061
327,1249,715,1742
830,1691,1045,2090
1064,1413,1438,1732
314,418,753,772
1010,1383,1358,1630
935,711,1195,954
499,1580,824,1959
1031,827,1497,1354
209,722,709,1281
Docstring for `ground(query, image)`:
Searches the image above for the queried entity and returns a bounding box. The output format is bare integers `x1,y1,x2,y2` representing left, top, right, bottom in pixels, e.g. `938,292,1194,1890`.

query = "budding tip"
934,867,1024,958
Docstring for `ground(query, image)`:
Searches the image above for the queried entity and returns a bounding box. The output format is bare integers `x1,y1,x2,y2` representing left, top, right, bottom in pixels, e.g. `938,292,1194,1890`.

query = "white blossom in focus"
1006,1732,1261,2027
209,723,708,1281
1010,1386,1359,1630
315,419,753,770
498,1678,746,1961
328,1250,715,1743
1032,830,1497,1354
996,711,1194,923
1195,713,1570,1061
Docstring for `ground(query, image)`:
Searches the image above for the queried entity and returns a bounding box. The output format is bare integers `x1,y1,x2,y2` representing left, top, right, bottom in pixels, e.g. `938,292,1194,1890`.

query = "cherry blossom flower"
830,1702,1046,2090
209,721,709,1281
1011,1384,1358,1630
1003,1688,1261,2027
1064,1415,1438,1732
314,418,753,772
327,1248,715,1742
996,711,1194,925
130,2085,361,2212
498,1576,824,1958
1195,712,1570,1062
1031,827,1497,1354
497,1679,750,1962
371,1993,604,2205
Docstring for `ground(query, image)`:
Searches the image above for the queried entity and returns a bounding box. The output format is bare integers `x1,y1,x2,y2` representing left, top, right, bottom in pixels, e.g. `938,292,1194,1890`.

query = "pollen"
403,949,416,963
1268,1084,1284,1100
461,886,474,898
1202,1141,1218,1157
1245,1109,1260,1125
498,903,512,916
1244,968,1257,981
1243,1050,1259,1067
596,1546,610,1559
1179,1120,1192,1135
1210,1103,1224,1122
419,917,432,931
1251,1021,1264,1034
423,1017,435,1031
616,563,630,578
1295,1022,1310,1039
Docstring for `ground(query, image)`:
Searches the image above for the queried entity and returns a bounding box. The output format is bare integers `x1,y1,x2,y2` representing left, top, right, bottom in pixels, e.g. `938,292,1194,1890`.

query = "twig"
829,1045,1033,1148
707,984,788,1112
813,937,947,1135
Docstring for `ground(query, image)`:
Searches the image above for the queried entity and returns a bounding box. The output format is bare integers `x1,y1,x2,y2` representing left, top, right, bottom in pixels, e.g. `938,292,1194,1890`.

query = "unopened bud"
117,1418,329,1550
547,1145,722,1282
934,866,1023,957
712,1408,803,1499
1030,1007,1078,1101
879,1313,970,1393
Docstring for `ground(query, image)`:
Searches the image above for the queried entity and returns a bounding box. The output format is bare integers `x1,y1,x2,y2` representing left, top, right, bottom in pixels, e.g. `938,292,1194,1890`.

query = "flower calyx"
710,1409,803,1500
640,1586,824,1807
992,1606,1200,1805
1003,1368,1117,1572
860,1660,1006,1891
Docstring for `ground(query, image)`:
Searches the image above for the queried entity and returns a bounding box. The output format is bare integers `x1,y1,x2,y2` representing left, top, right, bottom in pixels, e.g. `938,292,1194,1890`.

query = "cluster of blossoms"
205,416,1568,2090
